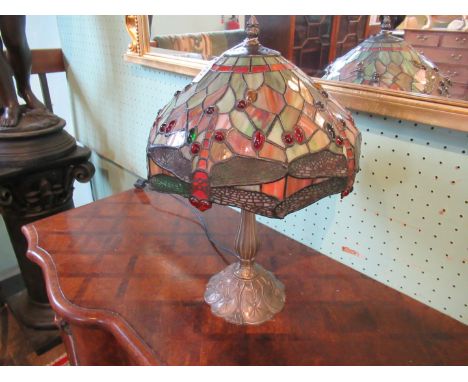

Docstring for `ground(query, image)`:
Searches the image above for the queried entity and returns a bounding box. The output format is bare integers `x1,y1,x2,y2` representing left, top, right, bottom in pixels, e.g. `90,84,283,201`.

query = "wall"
26,15,75,137
57,16,467,325
258,112,467,324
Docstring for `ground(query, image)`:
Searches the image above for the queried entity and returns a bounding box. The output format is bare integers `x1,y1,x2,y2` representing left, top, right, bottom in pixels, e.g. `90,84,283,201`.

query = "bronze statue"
0,15,45,127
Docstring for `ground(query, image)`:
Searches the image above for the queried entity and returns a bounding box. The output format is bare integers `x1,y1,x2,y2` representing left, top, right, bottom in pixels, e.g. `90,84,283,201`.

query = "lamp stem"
234,209,258,279
204,209,285,325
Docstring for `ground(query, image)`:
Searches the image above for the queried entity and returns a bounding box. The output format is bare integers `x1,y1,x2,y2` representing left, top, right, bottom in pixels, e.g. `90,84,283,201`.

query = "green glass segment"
149,174,190,197
244,73,264,90
187,89,206,109
231,109,255,136
390,51,403,65
264,71,286,93
236,57,250,66
286,143,309,162
251,56,266,66
264,56,279,65
217,86,236,113
364,62,376,78
224,56,238,65
280,105,301,131
379,51,390,65
196,70,218,92
187,127,197,144
267,118,285,147
231,73,247,99
208,72,231,93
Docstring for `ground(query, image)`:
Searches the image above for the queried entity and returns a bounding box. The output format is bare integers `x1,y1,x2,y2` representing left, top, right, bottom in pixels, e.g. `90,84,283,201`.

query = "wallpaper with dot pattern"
57,16,467,324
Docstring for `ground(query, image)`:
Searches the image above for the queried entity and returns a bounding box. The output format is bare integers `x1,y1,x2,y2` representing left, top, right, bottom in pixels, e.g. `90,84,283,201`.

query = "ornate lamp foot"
204,209,285,325
204,261,285,325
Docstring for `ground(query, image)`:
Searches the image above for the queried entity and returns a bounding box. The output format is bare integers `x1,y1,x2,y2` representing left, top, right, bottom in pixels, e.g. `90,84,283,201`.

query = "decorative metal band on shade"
147,19,361,219
323,32,451,97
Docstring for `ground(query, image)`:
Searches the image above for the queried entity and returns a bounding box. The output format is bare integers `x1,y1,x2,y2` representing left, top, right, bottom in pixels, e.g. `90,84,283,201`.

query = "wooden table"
23,189,468,365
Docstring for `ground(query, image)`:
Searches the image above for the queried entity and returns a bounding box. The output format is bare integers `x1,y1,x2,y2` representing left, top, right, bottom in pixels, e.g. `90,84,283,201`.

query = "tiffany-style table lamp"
146,17,361,325
323,16,451,97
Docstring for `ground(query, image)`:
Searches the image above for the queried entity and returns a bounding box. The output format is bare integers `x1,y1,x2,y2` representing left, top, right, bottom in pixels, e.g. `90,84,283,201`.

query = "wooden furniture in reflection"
405,29,468,100
23,189,468,365
257,16,372,77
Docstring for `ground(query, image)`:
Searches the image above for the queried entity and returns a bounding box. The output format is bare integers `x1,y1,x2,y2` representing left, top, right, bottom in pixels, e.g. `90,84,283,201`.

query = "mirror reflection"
322,16,451,98
149,15,246,60
148,15,468,101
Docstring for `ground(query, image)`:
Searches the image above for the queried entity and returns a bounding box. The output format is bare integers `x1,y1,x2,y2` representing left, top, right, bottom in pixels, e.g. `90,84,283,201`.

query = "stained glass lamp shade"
147,17,361,325
322,17,451,97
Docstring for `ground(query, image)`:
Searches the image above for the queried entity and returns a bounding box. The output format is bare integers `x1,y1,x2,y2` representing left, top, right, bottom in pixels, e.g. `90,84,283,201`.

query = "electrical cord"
168,193,236,265
135,178,237,265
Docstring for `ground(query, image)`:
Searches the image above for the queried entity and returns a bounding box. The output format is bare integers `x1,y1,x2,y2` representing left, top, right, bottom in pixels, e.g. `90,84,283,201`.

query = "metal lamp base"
204,261,285,325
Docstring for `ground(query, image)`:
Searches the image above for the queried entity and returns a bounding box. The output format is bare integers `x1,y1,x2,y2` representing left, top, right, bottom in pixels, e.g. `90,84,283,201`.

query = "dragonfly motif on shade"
147,17,361,219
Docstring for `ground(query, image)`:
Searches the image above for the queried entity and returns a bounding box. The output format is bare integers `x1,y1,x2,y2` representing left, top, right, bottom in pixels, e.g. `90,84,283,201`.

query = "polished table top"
23,189,468,365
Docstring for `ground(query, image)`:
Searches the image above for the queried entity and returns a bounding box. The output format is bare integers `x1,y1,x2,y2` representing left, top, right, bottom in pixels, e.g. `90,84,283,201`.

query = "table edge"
22,223,161,366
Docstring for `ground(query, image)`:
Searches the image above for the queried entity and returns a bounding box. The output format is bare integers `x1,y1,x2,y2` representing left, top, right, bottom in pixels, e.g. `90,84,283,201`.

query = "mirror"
124,15,468,132
149,15,246,60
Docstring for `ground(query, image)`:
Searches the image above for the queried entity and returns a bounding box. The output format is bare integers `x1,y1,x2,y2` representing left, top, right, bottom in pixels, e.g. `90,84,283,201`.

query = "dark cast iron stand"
0,110,95,353
0,15,95,354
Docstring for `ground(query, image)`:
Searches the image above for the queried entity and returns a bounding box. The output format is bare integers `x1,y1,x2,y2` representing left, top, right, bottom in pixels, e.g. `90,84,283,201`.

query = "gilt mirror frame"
124,15,468,133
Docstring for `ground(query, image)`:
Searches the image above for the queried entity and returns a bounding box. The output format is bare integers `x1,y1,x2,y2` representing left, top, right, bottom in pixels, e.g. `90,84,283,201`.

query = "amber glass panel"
227,128,257,157
286,176,313,197
254,85,285,114
149,159,163,176
314,112,325,128
197,114,213,134
210,141,233,162
245,106,275,132
302,102,317,121
261,177,286,200
299,81,314,104
187,105,203,130
297,115,318,139
259,141,286,162
215,113,231,131
284,86,304,111
281,70,300,92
